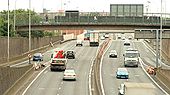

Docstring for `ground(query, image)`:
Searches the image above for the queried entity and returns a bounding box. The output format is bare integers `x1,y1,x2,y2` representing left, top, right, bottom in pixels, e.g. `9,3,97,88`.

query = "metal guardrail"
9,12,170,26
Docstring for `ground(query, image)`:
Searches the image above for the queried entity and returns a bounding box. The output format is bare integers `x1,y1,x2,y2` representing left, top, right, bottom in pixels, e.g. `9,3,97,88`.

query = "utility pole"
29,0,31,64
7,0,10,65
159,0,163,67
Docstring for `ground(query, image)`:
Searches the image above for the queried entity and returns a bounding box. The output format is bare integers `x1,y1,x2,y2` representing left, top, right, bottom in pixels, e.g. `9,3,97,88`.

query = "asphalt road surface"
23,40,99,95
101,39,166,95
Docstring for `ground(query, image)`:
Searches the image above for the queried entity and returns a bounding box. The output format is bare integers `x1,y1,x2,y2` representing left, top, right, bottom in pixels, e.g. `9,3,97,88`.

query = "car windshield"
110,50,116,53
67,51,73,53
125,53,138,58
34,53,41,57
65,70,75,74
52,60,66,63
118,69,127,72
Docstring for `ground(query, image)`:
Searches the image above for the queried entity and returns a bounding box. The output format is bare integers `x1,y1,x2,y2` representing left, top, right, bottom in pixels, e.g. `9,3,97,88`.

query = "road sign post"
28,54,31,64
156,29,159,68
135,29,170,68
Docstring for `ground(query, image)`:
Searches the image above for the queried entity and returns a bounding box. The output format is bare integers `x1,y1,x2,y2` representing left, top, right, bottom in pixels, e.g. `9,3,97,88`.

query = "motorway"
101,39,166,95
19,35,168,95
23,40,98,95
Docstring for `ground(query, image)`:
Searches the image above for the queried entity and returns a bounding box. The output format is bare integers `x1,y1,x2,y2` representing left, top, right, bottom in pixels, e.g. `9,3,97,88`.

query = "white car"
118,83,125,95
63,69,76,81
124,40,130,46
100,36,105,40
76,40,83,46
109,50,117,58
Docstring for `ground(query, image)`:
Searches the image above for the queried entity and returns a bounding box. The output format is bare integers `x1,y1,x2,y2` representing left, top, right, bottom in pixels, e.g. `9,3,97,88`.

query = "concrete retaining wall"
0,36,63,64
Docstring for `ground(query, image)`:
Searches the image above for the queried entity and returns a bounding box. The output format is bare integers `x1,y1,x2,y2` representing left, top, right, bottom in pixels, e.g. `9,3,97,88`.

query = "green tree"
0,9,46,37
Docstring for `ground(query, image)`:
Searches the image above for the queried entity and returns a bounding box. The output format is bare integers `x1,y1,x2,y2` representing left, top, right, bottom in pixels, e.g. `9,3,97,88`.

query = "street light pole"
159,0,163,67
14,0,17,32
29,0,31,64
156,30,159,68
7,0,10,65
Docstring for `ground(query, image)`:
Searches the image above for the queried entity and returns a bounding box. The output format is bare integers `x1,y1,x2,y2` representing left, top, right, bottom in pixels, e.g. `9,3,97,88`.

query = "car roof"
118,68,128,71
34,53,42,56
110,50,116,52
67,50,74,52
64,69,75,73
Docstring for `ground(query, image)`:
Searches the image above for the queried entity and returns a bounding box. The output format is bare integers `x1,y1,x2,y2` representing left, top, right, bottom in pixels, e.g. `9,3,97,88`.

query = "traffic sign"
135,29,170,39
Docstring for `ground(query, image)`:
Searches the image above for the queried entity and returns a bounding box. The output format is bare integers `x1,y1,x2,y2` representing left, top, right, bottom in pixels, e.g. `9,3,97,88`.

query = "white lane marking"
44,70,48,74
139,58,169,95
134,75,140,77
142,41,170,68
100,40,112,95
58,87,61,90
22,62,50,95
89,42,101,95
61,82,63,84
39,88,45,90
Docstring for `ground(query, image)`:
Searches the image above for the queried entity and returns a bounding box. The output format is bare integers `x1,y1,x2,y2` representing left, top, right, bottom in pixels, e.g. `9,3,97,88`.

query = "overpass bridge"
16,12,170,32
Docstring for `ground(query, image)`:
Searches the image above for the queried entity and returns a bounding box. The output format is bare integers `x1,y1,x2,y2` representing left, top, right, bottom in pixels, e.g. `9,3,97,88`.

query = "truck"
118,82,156,95
89,31,99,47
50,58,67,71
50,50,67,71
123,48,140,67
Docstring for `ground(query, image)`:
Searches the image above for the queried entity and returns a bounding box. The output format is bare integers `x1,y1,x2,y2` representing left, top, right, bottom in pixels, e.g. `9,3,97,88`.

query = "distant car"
124,40,130,46
105,34,109,38
118,83,125,95
128,36,133,40
109,50,117,58
76,40,83,46
66,50,75,59
100,36,105,40
117,35,121,39
122,36,126,40
33,53,43,61
116,68,129,79
63,69,76,81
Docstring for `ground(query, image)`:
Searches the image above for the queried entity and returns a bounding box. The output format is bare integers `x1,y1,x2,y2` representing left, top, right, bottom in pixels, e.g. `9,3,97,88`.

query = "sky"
0,0,169,13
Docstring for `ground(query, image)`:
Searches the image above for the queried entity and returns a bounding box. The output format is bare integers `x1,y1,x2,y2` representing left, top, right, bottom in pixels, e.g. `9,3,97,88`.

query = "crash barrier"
0,36,63,65
60,39,76,44
0,65,32,95
91,39,110,95
156,69,170,92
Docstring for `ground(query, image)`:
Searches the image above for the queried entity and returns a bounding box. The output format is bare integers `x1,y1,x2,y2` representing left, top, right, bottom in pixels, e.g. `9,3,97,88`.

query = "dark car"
66,50,75,59
33,53,43,61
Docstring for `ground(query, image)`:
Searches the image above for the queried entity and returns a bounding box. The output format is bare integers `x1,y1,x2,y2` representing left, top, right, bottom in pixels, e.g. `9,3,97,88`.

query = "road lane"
102,40,165,95
23,40,98,95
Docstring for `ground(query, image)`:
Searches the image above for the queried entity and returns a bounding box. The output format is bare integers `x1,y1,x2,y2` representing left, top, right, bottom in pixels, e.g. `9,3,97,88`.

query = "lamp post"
159,0,163,67
7,0,10,65
28,0,31,63
14,0,17,32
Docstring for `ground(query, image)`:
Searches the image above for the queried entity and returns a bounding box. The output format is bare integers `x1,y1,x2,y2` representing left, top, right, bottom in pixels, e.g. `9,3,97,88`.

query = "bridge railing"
11,12,170,26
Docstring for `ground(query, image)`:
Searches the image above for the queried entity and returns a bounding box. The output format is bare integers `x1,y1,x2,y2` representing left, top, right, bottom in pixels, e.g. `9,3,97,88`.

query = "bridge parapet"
14,12,170,26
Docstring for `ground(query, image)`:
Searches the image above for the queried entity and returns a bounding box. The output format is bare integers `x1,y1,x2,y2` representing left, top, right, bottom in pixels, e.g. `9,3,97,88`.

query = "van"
76,40,83,46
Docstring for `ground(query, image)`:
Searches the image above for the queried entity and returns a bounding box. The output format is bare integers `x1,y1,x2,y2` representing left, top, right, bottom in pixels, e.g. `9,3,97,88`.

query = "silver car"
63,69,76,81
109,50,117,58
